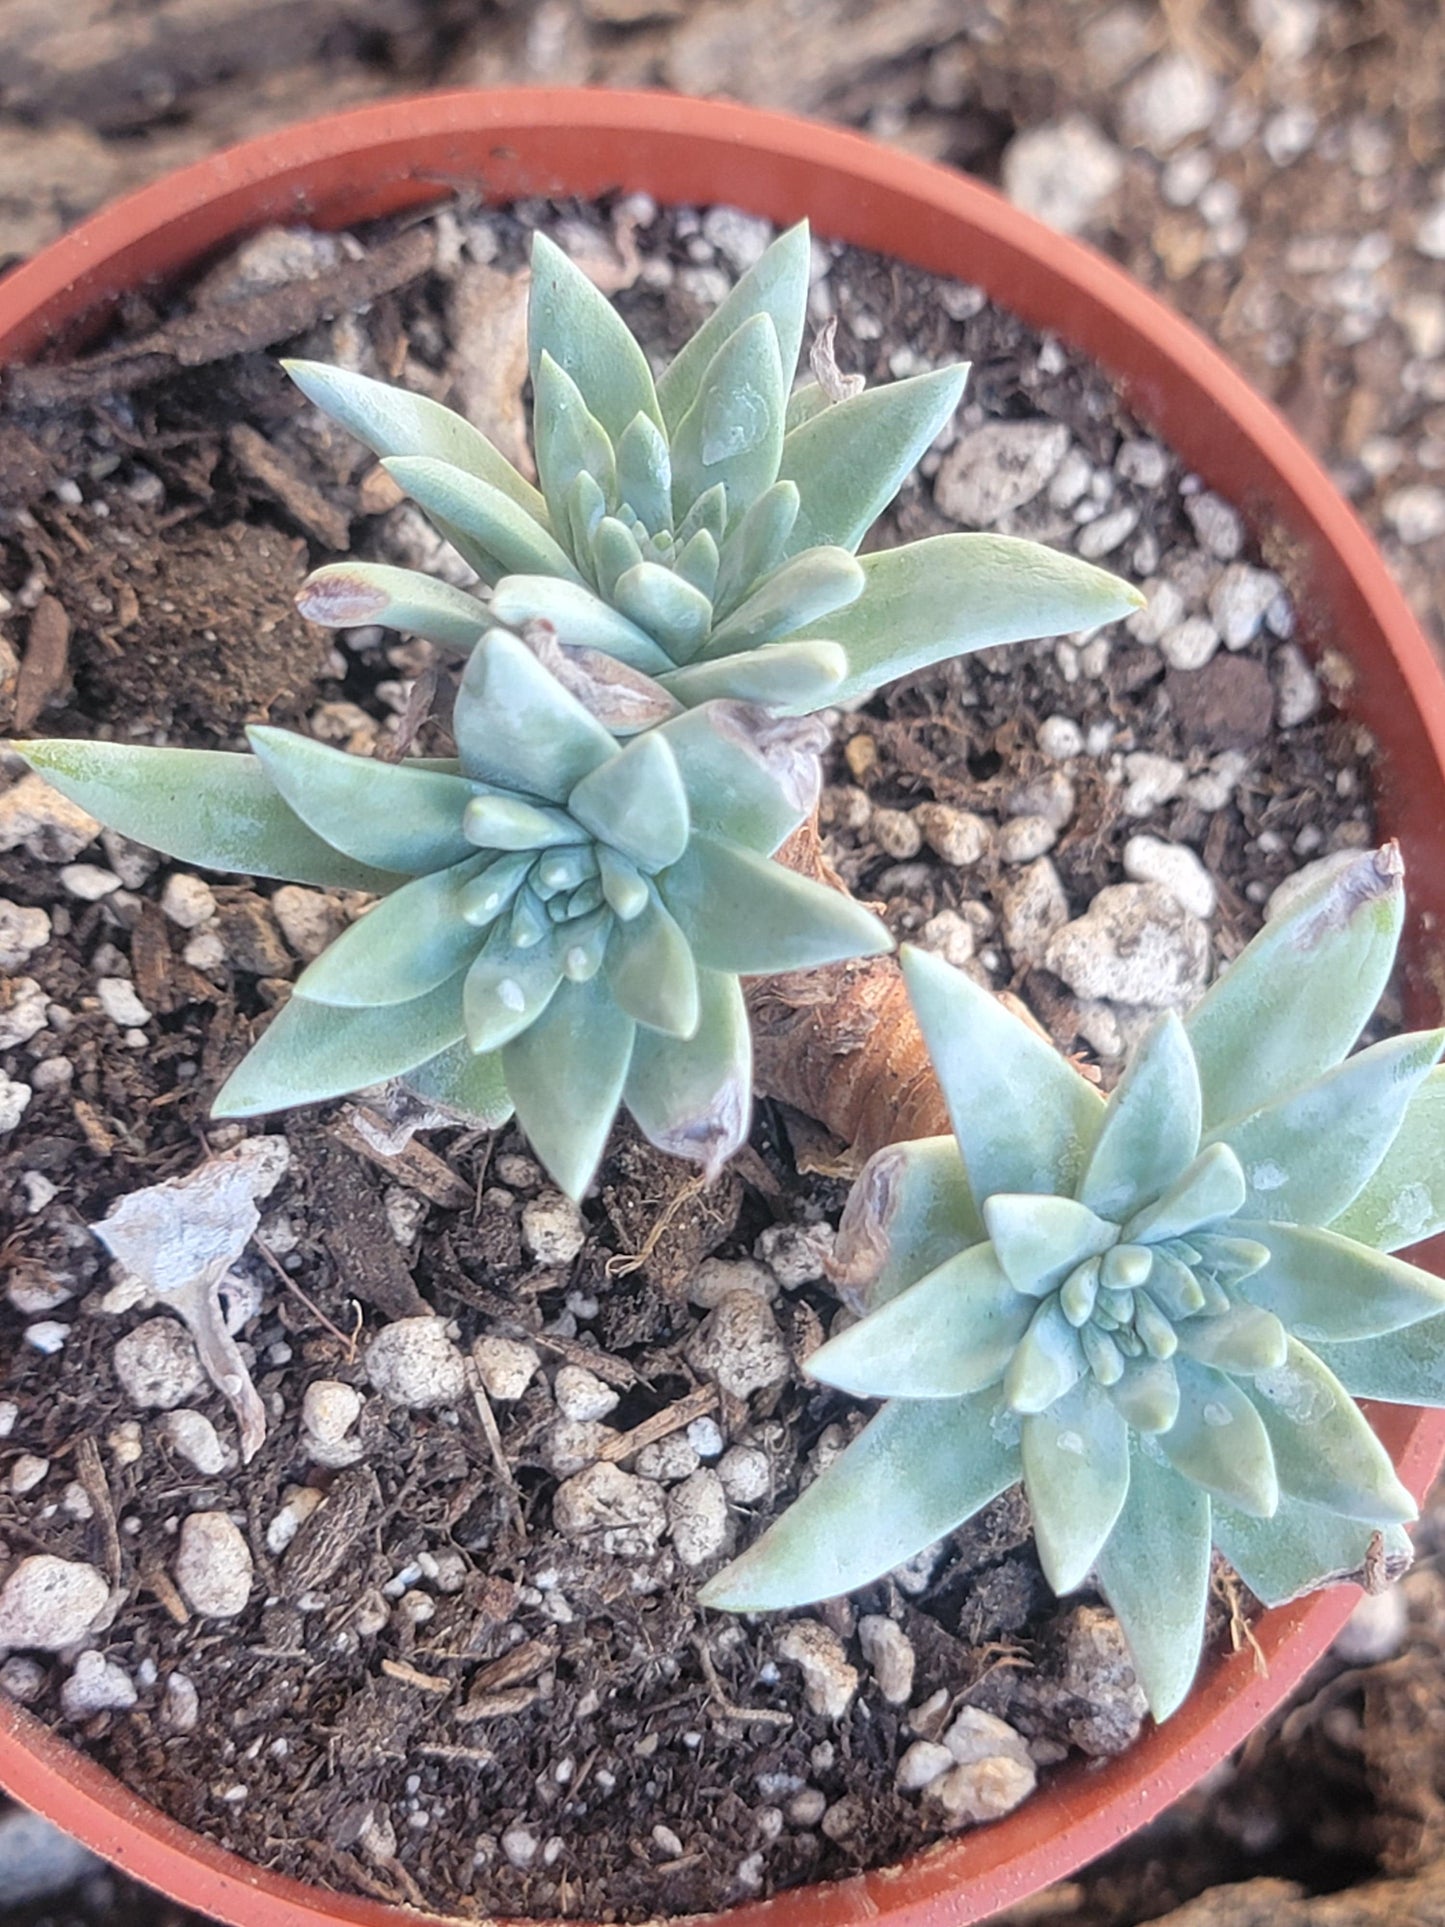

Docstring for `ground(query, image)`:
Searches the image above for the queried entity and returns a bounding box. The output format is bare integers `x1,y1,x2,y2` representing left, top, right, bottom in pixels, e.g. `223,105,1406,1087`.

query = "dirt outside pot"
2,86,1445,1927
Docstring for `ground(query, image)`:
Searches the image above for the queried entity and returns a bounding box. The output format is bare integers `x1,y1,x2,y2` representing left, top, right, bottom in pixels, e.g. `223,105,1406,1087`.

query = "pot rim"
3,84,1445,1927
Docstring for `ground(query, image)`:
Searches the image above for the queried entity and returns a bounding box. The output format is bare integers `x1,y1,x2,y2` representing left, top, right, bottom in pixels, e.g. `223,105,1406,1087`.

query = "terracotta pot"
3,86,1445,1927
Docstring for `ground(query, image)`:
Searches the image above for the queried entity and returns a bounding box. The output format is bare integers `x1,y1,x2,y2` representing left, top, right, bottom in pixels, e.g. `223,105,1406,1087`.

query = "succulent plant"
702,846,1445,1721
286,220,1141,713
16,631,889,1199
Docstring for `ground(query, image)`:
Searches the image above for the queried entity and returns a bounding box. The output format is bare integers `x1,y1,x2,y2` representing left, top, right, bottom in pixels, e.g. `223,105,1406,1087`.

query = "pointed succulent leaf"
660,832,890,975
1247,1338,1416,1523
669,313,787,532
713,480,800,616
282,359,547,523
657,221,810,435
1022,1378,1131,1594
590,515,646,600
1313,1309,1445,1404
489,576,674,674
1080,1012,1203,1220
12,740,403,893
561,469,608,579
702,549,864,656
528,233,662,444
1125,1143,1247,1244
1213,1495,1412,1609
783,382,830,434
808,1244,1032,1399
1160,1358,1278,1517
674,530,720,602
403,1038,514,1129
659,640,848,714
613,410,672,536
1189,1233,1271,1287
212,974,468,1118
778,364,969,555
463,926,565,1054
1004,1296,1086,1414
697,1388,1019,1613
1187,845,1405,1131
831,1136,985,1314
597,846,649,921
452,629,615,801
1174,1301,1288,1373
294,857,491,1007
458,853,533,928
624,966,751,1181
612,560,714,662
791,535,1147,708
462,794,579,852
533,352,617,532
1330,1067,1445,1252
501,972,636,1201
1108,1357,1181,1432
1096,1441,1212,1721
296,563,490,654
1147,1249,1207,1319
675,483,728,550
901,945,1104,1201
567,729,690,873
246,728,479,875
983,1195,1118,1298
1214,1029,1445,1225
383,457,582,586
604,890,700,1038
656,703,823,855
1234,1220,1445,1342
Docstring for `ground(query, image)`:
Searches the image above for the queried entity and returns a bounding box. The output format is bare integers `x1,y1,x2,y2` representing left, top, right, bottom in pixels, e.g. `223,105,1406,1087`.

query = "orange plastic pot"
3,87,1445,1927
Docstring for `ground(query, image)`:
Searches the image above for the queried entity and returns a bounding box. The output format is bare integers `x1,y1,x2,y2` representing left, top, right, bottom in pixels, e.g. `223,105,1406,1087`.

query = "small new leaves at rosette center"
289,221,1143,715
13,633,890,1202
702,845,1445,1725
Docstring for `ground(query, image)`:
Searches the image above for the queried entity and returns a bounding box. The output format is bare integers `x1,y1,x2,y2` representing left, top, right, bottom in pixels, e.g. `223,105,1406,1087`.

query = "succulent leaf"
604,890,700,1038
783,382,830,434
527,233,663,445
661,832,891,974
611,560,715,661
623,966,751,1180
1329,1067,1445,1252
1246,1339,1415,1523
659,640,848,713
1095,1442,1212,1721
567,729,690,873
403,1038,514,1128
900,945,1104,1200
295,563,490,653
674,529,721,602
1212,1496,1411,1609
614,410,673,536
1187,846,1405,1131
533,352,618,530
1004,1296,1086,1414
11,740,403,894
489,576,674,674
282,358,547,524
655,703,823,855
983,1194,1118,1297
701,548,864,656
1022,1378,1131,1593
463,924,566,1054
791,535,1147,707
777,364,969,554
697,1390,1019,1613
712,479,801,616
1160,1358,1278,1517
1108,1357,1182,1432
590,515,646,600
831,1137,985,1314
656,221,811,436
1172,1301,1288,1372
383,456,583,588
502,973,637,1202
669,312,787,533
1232,1220,1445,1342
294,856,493,1007
808,1244,1033,1399
1080,1012,1202,1220
453,629,616,800
212,975,468,1118
1124,1142,1248,1244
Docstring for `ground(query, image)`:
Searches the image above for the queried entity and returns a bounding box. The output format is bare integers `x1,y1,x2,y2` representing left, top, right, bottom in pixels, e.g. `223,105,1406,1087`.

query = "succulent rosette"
17,631,888,1199
286,221,1141,713
703,846,1445,1721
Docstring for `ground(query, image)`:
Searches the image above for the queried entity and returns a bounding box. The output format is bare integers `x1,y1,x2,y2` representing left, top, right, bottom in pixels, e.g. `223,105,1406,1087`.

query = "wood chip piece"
467,1635,557,1695
597,1384,720,1463
380,1658,453,1695
331,1111,472,1209
14,594,69,732
281,1466,379,1597
227,422,350,550
455,1687,539,1723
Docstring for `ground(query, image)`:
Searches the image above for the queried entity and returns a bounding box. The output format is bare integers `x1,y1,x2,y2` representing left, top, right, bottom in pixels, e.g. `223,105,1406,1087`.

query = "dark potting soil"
0,197,1390,1922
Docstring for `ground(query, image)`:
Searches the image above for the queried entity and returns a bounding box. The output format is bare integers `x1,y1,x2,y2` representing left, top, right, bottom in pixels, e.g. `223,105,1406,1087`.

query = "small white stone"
1123,835,1217,918
24,1321,69,1354
59,864,121,901
19,1172,59,1214
1121,752,1188,816
997,814,1057,864
928,1755,1037,1828
687,1257,777,1308
1384,484,1445,546
1038,716,1083,760
0,1656,47,1702
1210,564,1283,649
1117,439,1170,488
1414,203,1445,262
62,1483,93,1521
544,1419,616,1478
1122,53,1220,154
717,1445,770,1503
1001,116,1123,235
685,1292,790,1399
1076,503,1139,560
160,874,218,929
521,1191,587,1266
1127,577,1187,646
687,1416,725,1459
10,1454,49,1495
472,1336,541,1402
162,1672,200,1733
1046,884,1210,1007
113,1318,207,1410
554,1365,619,1423
183,929,226,971
553,1463,667,1556
1274,643,1322,726
0,1556,110,1652
0,774,100,862
61,1650,137,1718
1183,491,1245,560
365,1317,467,1409
502,1827,538,1871
636,1434,701,1483
174,1511,253,1618
0,1401,17,1439
0,1073,33,1134
0,899,50,970
158,1410,230,1476
667,1468,730,1567
264,1485,325,1555
919,909,976,969
1001,858,1070,966
896,1740,955,1791
270,885,343,959
870,808,924,860
0,978,48,1049
756,1221,834,1289
96,978,151,1028
1332,1585,1408,1665
301,1380,363,1446
858,1615,916,1705
775,1621,858,1722
701,206,775,272
935,420,1071,526
1159,616,1220,671
912,804,991,867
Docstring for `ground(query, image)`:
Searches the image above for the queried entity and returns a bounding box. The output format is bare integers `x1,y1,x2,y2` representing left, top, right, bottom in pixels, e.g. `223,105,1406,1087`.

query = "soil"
0,196,1399,1926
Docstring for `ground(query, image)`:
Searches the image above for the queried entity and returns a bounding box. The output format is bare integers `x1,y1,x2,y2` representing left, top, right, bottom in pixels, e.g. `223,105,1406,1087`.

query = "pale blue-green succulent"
702,845,1445,1722
286,220,1142,712
15,632,889,1200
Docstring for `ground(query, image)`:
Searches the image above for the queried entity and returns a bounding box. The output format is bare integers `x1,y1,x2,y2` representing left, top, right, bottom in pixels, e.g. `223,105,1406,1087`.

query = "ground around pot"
0,195,1400,1922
